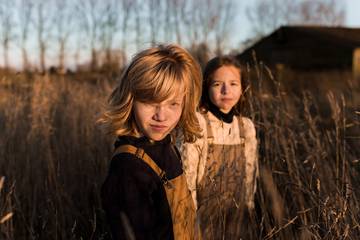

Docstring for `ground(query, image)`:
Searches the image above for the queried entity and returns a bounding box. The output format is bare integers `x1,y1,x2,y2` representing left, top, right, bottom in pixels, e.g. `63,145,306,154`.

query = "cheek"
208,88,218,101
133,109,143,128
168,107,183,126
173,108,183,122
133,107,150,127
234,86,242,100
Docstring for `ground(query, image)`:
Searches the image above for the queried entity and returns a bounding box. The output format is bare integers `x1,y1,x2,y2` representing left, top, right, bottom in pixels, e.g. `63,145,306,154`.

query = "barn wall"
353,48,360,79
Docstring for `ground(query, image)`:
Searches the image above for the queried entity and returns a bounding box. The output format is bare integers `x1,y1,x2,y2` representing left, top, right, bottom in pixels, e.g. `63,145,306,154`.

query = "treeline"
0,0,237,72
0,0,346,73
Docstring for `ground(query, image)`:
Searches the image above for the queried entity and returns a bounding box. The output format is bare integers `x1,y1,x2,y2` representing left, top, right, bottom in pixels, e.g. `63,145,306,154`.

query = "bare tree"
133,0,144,51
195,0,215,44
247,0,345,38
297,0,345,26
119,0,135,55
215,0,237,54
246,0,294,38
32,0,53,72
17,0,33,71
6,0,241,71
73,29,84,68
98,0,120,69
76,0,105,70
163,0,172,42
171,0,236,54
182,0,200,45
53,0,74,73
148,0,163,45
0,0,15,69
167,0,187,44
153,0,186,44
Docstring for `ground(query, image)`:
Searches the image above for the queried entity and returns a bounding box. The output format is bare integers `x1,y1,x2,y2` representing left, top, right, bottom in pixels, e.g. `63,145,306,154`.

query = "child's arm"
243,117,259,210
101,154,160,240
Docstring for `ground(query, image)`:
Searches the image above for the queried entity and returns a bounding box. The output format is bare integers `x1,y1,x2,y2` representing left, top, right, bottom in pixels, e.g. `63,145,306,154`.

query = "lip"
221,98,233,101
150,124,168,131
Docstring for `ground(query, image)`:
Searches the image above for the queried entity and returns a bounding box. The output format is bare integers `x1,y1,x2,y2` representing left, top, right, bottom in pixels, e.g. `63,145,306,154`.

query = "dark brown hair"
200,55,247,115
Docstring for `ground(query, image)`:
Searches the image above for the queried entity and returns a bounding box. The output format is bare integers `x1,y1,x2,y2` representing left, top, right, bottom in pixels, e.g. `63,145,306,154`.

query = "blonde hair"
99,44,202,143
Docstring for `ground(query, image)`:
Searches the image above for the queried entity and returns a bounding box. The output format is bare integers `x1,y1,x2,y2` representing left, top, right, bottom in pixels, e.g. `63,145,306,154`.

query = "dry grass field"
0,66,359,239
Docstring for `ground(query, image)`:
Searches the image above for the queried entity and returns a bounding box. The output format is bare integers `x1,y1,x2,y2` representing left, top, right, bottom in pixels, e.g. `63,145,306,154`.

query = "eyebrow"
212,79,240,82
163,93,184,101
170,96,184,101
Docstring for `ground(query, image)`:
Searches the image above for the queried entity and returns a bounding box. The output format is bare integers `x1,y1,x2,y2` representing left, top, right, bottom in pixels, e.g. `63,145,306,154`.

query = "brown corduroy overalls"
114,145,199,240
197,115,247,240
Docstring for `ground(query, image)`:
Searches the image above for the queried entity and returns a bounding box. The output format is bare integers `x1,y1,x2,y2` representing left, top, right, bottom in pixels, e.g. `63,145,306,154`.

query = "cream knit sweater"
178,111,258,209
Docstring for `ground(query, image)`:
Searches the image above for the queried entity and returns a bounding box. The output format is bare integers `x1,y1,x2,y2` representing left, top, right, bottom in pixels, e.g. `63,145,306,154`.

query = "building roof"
237,26,360,69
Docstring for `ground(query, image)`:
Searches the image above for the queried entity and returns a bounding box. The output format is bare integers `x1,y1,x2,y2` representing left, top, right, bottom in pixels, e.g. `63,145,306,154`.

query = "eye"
211,81,221,87
230,80,240,86
171,102,181,107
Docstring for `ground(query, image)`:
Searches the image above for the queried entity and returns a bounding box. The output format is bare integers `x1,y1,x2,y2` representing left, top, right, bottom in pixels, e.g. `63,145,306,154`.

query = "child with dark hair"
179,55,258,239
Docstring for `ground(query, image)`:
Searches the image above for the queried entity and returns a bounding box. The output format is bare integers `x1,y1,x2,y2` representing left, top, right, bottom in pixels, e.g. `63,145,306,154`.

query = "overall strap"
237,116,246,145
113,145,171,187
203,113,214,141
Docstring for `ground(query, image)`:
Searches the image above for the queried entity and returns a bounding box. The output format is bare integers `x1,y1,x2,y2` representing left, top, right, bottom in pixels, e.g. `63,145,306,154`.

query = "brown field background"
0,64,359,239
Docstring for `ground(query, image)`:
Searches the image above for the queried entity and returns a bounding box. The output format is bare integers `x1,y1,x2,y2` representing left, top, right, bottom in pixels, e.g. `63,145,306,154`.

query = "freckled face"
208,65,242,113
133,93,184,141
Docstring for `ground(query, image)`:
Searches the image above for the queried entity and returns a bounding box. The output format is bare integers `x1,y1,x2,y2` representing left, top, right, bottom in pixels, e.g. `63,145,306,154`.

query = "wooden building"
237,26,360,74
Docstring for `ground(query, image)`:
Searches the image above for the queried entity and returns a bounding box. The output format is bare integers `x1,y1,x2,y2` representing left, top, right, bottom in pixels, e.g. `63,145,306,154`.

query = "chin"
218,106,232,113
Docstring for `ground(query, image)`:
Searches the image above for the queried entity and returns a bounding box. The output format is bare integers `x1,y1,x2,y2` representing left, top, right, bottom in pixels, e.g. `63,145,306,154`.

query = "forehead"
152,86,186,105
212,65,241,80
163,90,185,101
134,75,186,103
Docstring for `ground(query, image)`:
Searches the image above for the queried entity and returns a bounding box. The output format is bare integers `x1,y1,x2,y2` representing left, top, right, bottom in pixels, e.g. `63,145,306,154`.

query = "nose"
153,106,166,121
221,83,228,94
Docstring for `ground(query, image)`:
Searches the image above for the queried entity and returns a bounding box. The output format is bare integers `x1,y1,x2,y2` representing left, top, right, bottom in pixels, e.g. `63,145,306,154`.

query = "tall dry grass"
0,74,113,239
243,62,360,239
0,176,14,239
0,65,359,239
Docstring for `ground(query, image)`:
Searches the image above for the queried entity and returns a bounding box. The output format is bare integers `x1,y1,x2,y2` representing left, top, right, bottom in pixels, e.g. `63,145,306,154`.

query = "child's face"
133,93,184,141
208,65,242,113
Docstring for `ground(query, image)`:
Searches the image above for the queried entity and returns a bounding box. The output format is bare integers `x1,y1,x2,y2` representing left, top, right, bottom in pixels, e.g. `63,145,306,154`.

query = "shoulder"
196,112,207,128
238,116,256,138
109,151,161,194
102,151,160,202
178,112,207,149
191,111,207,139
110,152,158,180
108,152,138,176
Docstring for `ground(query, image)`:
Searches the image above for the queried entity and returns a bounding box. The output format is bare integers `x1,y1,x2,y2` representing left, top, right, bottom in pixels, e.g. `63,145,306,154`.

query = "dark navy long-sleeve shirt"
101,135,183,240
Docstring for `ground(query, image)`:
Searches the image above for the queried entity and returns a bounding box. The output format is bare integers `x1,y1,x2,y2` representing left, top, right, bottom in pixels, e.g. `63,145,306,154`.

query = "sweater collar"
208,102,235,123
115,134,172,148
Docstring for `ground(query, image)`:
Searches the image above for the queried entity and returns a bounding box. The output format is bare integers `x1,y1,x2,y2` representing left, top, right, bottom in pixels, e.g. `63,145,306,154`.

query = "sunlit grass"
0,67,359,239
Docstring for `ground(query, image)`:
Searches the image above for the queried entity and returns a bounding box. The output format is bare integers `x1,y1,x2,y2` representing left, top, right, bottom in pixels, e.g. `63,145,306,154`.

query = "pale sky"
3,0,360,69
346,0,360,27
231,0,360,48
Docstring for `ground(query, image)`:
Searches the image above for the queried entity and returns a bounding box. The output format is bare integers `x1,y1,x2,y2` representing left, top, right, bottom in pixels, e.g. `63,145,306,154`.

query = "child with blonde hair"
179,55,258,239
100,44,202,240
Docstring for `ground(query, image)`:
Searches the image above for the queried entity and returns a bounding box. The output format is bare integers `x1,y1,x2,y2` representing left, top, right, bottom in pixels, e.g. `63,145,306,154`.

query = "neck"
208,102,234,123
